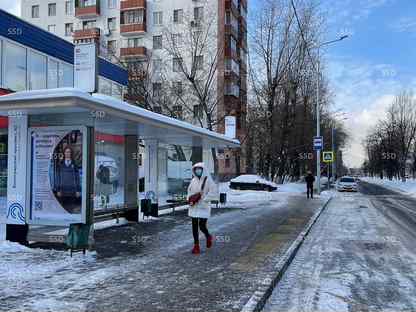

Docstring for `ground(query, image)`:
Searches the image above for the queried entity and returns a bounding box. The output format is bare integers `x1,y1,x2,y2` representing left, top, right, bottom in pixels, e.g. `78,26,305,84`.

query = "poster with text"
29,127,87,225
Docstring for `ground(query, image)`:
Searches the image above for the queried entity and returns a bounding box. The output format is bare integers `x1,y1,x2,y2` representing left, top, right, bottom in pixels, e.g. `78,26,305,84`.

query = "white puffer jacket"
187,162,217,219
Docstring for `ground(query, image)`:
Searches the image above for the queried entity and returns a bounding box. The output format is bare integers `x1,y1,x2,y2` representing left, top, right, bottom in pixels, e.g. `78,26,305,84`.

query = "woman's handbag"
188,177,208,206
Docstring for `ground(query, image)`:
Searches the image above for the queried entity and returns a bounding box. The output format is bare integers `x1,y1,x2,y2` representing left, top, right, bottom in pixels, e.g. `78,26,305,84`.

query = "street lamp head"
340,35,349,41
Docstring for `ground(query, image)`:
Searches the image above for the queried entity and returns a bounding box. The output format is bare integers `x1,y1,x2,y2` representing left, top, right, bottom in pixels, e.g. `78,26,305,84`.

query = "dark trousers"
307,185,313,198
192,218,210,244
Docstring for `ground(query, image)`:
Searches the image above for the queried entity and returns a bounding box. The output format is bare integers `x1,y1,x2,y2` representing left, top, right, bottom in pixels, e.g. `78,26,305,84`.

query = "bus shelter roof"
0,88,240,148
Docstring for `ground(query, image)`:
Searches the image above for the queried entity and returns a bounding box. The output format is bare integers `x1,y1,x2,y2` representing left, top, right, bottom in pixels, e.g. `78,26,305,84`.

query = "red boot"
192,244,200,254
207,235,214,249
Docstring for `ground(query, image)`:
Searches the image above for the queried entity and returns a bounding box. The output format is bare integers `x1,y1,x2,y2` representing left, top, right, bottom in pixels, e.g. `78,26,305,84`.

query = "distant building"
21,0,248,179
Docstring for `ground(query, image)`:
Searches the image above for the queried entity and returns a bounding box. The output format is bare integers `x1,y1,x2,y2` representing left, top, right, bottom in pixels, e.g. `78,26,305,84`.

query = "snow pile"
230,175,278,188
277,182,306,194
363,177,416,198
0,241,32,253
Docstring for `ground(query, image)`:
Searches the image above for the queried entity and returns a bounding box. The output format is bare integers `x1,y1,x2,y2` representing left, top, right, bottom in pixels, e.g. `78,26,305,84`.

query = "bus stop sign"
323,151,334,163
313,136,323,150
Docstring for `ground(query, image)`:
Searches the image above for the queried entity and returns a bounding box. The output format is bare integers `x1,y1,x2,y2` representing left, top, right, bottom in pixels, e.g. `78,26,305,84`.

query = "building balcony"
72,27,100,41
120,23,146,35
75,4,100,18
121,0,146,10
225,46,238,60
223,95,241,113
239,15,247,31
225,24,239,40
240,77,247,92
120,47,147,58
240,0,248,12
225,0,239,18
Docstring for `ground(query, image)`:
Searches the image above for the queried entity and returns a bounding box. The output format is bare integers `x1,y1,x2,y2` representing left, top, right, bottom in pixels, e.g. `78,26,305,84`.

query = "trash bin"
66,223,91,255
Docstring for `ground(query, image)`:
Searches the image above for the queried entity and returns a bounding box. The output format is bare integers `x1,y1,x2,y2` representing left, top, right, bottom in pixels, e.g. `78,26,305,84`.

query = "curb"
241,196,333,312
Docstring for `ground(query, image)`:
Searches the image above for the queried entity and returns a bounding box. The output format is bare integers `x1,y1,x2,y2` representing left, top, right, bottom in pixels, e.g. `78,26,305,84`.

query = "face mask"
194,168,203,177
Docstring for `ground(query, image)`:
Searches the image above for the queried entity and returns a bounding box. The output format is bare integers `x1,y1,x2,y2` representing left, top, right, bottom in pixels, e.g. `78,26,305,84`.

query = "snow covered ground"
264,193,416,312
363,177,416,198
0,191,327,312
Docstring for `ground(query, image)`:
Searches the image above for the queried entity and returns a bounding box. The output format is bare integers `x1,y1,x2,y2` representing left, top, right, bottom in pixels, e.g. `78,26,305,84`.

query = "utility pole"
313,35,349,195
316,48,321,194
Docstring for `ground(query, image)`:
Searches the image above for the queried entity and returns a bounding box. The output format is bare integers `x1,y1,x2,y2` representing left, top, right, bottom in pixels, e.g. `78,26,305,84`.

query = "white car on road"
336,176,358,192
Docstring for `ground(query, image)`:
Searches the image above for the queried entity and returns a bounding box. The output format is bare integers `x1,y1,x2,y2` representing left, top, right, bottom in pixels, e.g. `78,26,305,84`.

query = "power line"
290,0,317,72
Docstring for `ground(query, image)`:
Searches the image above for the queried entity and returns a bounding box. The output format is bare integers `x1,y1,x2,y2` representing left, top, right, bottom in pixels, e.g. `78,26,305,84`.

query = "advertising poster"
74,43,97,93
29,127,87,225
6,115,28,225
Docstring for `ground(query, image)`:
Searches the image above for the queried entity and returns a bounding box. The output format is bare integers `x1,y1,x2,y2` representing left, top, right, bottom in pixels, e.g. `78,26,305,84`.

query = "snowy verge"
362,177,416,198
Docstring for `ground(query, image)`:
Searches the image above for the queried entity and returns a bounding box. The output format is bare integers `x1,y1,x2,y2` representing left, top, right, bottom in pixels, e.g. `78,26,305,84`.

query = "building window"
193,105,203,119
108,0,117,9
80,0,96,7
225,82,239,97
123,9,144,24
173,105,183,119
48,59,59,89
226,11,239,34
172,57,182,72
108,17,117,30
65,23,73,36
195,55,203,70
173,9,183,24
48,3,57,16
29,51,47,90
153,11,163,26
153,35,162,50
225,58,240,75
172,33,182,47
83,20,96,29
153,59,162,73
153,83,162,97
31,5,39,18
107,40,117,54
127,37,143,48
48,24,56,33
59,63,73,87
65,1,73,15
173,81,183,95
4,42,27,91
194,7,204,21
229,36,237,54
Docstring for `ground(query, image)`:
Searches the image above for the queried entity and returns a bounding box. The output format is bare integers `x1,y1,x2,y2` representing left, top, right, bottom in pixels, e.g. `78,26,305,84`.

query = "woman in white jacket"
187,162,216,254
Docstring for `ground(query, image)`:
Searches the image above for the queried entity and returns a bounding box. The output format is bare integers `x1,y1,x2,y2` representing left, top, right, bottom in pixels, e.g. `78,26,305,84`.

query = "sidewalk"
0,191,328,312
264,193,416,312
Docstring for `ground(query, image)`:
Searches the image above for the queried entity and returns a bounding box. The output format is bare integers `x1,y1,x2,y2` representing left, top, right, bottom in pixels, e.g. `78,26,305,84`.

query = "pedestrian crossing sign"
323,151,334,163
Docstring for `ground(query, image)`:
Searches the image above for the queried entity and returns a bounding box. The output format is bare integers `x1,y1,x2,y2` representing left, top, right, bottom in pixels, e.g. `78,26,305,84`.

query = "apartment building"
21,0,248,179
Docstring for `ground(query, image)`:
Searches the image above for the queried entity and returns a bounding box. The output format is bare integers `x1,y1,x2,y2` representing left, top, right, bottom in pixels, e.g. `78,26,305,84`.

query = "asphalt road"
264,181,416,312
1,193,327,312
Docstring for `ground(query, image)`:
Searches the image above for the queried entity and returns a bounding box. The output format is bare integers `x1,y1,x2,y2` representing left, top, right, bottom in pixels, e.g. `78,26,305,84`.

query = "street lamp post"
314,35,348,195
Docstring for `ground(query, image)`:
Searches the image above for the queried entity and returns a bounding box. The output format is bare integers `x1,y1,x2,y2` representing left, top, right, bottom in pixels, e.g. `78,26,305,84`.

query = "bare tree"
162,4,224,173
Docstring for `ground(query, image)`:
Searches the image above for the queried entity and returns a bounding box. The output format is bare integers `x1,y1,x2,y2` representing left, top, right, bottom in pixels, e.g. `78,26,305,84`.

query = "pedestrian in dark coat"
305,171,315,199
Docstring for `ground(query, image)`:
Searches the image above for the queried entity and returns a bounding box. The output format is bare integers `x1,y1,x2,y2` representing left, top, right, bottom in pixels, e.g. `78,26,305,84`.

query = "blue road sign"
313,136,323,150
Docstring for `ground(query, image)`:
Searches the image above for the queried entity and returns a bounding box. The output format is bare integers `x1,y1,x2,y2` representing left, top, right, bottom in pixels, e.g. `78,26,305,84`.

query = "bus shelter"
0,88,239,240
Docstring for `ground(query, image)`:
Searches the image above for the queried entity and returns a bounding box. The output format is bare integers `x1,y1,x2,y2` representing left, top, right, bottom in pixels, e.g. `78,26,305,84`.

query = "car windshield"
340,178,355,183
